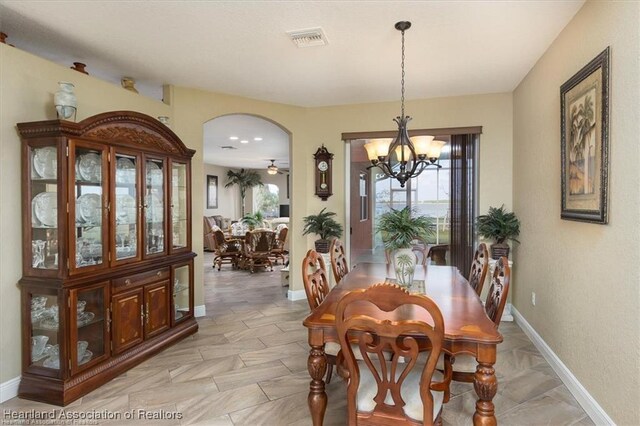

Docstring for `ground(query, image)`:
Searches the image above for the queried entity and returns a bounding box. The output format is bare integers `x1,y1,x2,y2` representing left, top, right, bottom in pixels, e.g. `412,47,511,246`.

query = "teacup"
31,335,49,358
77,340,89,362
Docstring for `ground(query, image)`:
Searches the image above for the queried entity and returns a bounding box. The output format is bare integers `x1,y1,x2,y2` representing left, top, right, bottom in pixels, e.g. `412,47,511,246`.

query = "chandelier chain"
400,28,405,118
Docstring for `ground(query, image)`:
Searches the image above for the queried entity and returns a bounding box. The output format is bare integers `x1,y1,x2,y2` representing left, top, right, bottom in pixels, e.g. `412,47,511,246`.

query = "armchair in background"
204,215,231,251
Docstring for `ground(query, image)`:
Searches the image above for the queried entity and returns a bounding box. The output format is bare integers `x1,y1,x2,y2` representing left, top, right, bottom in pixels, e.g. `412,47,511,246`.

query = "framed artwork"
561,47,610,224
206,175,218,209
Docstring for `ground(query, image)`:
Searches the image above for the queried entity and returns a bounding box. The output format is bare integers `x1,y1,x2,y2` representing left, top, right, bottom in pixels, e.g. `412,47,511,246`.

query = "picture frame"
560,47,610,224
206,175,218,209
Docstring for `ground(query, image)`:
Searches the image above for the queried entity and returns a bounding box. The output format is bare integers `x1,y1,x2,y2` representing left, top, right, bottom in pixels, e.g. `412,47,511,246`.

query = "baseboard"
194,304,206,317
0,376,20,403
512,307,614,425
287,289,307,301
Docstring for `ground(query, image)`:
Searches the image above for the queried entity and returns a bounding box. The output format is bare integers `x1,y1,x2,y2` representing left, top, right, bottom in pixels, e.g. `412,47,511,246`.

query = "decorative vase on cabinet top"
54,82,77,120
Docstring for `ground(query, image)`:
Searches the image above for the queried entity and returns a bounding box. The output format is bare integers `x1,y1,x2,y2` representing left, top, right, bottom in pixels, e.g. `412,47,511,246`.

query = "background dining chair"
468,243,489,295
336,283,451,425
447,256,511,383
269,226,288,265
330,238,349,284
427,244,449,265
211,229,242,270
302,249,338,383
244,229,275,273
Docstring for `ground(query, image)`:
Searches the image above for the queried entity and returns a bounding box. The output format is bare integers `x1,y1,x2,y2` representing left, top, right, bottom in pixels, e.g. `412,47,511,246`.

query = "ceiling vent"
286,27,328,48
220,145,237,150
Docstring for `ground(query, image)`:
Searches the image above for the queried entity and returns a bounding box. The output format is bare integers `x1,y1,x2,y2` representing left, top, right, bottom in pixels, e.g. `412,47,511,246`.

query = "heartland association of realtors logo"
2,408,183,424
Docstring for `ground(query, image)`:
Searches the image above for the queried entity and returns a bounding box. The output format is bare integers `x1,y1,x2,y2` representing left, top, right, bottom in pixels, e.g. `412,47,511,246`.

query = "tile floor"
1,253,592,425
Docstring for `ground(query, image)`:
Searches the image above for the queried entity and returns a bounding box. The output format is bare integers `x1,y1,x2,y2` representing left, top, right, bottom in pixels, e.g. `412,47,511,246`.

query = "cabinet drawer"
112,267,170,293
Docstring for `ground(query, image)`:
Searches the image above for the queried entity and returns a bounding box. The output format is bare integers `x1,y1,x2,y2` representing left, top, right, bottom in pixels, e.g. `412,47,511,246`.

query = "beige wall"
0,45,172,383
203,163,240,219
512,1,640,423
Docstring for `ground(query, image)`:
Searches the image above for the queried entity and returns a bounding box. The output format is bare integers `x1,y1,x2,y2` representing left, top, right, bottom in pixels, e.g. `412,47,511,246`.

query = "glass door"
69,282,109,375
69,140,109,274
172,261,192,324
143,156,166,258
28,289,61,377
27,141,61,276
170,160,189,252
111,149,141,265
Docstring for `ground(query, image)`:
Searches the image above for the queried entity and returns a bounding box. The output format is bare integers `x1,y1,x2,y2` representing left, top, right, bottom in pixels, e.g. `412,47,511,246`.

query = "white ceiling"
203,114,289,170
0,1,584,107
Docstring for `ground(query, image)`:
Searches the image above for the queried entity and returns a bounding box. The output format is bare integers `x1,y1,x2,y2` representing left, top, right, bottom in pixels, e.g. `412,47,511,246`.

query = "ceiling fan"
267,159,285,175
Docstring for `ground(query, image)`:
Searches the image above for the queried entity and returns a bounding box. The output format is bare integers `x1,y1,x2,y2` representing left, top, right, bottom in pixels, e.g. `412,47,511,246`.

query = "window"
254,184,279,218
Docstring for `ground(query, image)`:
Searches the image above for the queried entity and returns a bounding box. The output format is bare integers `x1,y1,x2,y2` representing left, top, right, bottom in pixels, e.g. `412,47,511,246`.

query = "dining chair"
336,283,452,425
427,244,449,266
330,238,349,284
468,243,489,296
302,249,337,383
447,256,511,384
244,229,275,273
211,229,242,270
269,226,288,265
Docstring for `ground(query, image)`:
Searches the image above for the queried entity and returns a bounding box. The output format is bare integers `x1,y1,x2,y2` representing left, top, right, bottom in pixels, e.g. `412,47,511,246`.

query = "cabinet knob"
125,279,131,285
156,271,161,277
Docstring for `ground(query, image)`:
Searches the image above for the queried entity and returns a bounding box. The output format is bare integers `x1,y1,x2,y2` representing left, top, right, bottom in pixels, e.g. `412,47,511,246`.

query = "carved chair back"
302,249,331,311
336,283,449,425
485,257,511,325
330,238,349,284
468,243,489,296
245,230,275,256
427,244,449,266
274,226,288,250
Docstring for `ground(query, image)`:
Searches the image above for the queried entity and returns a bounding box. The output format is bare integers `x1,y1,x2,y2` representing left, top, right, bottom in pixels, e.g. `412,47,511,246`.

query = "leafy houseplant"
376,207,434,286
302,208,343,253
241,211,265,230
476,205,521,260
225,169,263,217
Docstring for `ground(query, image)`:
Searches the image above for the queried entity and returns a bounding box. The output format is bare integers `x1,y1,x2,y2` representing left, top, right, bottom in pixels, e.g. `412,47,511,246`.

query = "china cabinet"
18,111,197,405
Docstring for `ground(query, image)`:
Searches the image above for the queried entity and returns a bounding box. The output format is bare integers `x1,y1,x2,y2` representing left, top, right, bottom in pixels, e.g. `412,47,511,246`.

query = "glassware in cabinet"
70,141,108,273
29,291,60,372
144,157,166,256
112,151,141,263
172,262,192,324
171,161,189,251
29,143,60,272
69,282,109,374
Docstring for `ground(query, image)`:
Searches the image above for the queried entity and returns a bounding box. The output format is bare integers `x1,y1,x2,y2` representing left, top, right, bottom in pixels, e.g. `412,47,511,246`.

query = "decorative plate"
77,311,95,327
145,194,163,223
77,193,102,225
116,194,137,224
32,192,58,227
146,161,162,186
78,153,101,182
33,147,57,179
116,157,136,184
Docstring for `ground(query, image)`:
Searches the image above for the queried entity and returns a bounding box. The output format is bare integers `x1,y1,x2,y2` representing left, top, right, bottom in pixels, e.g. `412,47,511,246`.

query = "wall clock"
313,145,333,201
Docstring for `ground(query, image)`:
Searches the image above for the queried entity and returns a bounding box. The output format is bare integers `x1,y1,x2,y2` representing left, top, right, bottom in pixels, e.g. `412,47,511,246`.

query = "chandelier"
267,160,279,175
364,21,445,188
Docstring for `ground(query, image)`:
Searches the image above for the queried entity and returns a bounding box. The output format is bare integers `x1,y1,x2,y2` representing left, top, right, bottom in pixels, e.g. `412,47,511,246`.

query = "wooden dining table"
302,262,503,426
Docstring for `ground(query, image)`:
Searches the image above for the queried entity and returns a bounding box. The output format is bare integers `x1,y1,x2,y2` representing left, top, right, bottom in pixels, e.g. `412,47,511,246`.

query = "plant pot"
490,243,510,260
315,239,331,254
393,248,416,287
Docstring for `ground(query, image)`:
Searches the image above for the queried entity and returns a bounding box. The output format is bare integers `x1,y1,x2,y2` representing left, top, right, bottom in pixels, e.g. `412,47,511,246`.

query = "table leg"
473,346,498,426
308,344,327,426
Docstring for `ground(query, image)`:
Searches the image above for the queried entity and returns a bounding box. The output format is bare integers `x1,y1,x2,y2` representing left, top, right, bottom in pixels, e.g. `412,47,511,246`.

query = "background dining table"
303,262,503,426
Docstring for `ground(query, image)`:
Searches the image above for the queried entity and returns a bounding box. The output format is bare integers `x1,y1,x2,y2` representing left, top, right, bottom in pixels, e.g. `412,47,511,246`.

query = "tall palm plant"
225,169,263,217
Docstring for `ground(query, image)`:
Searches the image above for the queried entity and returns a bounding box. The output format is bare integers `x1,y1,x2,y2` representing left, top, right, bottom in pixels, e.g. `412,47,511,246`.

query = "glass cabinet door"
70,283,108,374
29,290,60,374
172,262,192,324
144,157,166,257
170,161,189,251
112,150,141,265
70,141,108,273
28,143,60,274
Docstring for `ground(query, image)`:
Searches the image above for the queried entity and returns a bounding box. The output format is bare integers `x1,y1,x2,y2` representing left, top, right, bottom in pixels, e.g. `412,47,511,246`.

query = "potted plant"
241,211,265,230
376,207,434,286
225,169,263,217
302,208,343,253
476,205,521,260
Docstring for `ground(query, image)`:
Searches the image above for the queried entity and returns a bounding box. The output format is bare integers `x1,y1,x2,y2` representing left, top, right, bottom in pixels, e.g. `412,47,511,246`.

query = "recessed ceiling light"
229,136,239,140
254,137,263,141
240,140,249,144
